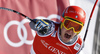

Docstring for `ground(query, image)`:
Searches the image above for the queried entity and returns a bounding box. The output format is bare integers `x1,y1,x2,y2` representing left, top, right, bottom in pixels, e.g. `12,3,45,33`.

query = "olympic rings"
3,14,61,47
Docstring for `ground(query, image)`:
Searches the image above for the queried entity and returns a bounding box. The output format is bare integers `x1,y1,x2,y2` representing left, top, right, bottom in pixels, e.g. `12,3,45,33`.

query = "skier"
30,6,86,54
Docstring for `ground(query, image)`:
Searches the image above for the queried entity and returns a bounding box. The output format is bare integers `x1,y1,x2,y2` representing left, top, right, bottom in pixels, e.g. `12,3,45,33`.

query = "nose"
67,28,74,33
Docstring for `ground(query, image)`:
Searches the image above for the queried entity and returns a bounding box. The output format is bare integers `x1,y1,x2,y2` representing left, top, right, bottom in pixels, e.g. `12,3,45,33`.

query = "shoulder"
77,35,83,43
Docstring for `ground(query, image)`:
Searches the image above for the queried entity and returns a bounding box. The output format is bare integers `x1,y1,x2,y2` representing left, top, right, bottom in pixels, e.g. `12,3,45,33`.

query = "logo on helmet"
75,15,78,18
65,10,84,18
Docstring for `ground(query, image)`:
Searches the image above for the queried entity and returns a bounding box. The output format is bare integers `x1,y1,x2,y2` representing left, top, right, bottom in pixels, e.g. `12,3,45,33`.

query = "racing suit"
30,19,84,54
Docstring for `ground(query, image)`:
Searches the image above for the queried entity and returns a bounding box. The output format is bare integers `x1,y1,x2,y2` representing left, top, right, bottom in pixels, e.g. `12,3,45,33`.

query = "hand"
35,19,50,35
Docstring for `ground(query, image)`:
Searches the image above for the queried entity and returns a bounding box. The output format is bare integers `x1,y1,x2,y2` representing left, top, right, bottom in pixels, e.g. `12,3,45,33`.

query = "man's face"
60,26,77,43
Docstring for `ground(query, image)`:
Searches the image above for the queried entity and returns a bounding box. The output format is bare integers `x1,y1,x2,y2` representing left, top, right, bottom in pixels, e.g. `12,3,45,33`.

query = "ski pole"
0,7,36,23
83,0,98,41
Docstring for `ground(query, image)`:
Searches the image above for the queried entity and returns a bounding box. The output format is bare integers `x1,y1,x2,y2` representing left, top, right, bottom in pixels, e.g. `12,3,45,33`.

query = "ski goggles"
61,17,84,33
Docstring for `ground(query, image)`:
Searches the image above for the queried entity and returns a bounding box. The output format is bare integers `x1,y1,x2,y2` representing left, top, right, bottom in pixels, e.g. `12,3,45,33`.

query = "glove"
35,19,50,35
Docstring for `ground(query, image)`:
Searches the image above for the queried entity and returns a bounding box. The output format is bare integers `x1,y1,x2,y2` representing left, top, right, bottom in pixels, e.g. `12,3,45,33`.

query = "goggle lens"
63,19,83,33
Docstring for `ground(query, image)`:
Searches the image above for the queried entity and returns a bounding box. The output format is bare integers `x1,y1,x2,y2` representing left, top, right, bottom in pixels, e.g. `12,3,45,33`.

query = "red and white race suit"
30,21,84,54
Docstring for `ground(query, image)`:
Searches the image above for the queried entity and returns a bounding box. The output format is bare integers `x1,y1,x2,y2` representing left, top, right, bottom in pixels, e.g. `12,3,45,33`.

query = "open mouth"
64,33,71,39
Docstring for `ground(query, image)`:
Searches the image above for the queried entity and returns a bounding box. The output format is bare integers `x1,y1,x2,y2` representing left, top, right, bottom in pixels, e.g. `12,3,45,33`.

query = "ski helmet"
61,6,86,25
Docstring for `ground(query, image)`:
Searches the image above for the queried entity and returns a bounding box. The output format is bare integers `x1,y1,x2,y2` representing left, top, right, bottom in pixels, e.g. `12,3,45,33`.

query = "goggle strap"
60,23,63,29
60,16,65,22
64,16,84,25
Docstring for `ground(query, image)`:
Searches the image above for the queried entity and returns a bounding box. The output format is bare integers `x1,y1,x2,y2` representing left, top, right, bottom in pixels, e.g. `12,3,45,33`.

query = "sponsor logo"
65,10,84,18
41,39,66,54
56,43,68,50
74,43,80,51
